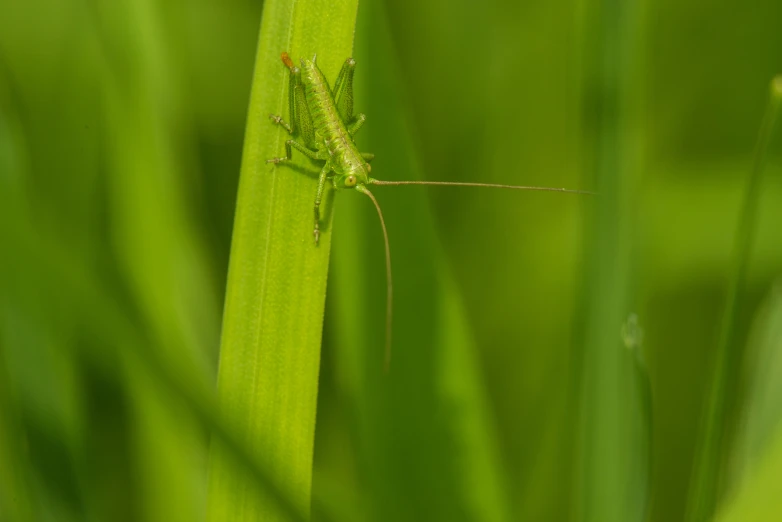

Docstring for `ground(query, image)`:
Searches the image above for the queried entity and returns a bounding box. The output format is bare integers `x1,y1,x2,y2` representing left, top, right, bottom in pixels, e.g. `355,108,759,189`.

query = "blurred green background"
1,0,782,521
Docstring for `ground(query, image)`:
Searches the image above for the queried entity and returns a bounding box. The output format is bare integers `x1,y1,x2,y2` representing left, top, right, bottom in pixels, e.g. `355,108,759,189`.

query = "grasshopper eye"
345,175,357,187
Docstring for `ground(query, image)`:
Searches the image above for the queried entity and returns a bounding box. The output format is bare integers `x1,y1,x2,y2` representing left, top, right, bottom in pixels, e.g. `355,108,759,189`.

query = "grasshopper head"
335,163,371,189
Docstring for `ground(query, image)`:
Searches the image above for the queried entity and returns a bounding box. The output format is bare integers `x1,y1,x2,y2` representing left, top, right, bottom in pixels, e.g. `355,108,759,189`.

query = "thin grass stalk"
206,1,359,521
575,0,649,519
686,76,782,522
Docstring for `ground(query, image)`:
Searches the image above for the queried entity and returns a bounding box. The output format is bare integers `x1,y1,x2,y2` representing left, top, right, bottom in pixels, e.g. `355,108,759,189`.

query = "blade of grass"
715,279,782,522
574,0,650,520
206,1,359,521
714,428,782,522
88,0,219,519
686,76,782,522
324,2,511,521
0,79,58,522
0,343,35,522
732,281,782,484
0,148,35,521
0,207,305,522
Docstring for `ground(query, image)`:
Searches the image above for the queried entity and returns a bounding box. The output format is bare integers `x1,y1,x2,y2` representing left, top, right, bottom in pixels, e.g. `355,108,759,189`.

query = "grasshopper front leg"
313,161,332,245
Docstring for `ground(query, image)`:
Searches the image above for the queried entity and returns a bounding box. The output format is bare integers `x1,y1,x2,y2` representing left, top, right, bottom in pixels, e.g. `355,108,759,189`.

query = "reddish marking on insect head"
281,52,295,69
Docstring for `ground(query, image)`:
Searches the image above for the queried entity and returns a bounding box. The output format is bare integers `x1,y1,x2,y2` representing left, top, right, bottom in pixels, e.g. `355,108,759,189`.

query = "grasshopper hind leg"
268,57,318,164
268,54,317,162
333,57,356,122
347,113,366,136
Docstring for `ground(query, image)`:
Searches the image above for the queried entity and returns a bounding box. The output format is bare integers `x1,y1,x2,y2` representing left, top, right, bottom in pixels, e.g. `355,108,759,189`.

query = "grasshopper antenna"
370,179,595,195
357,185,393,372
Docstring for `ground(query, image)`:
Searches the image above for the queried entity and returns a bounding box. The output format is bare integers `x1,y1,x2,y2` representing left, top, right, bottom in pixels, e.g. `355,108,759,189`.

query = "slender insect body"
266,52,592,370
300,58,370,187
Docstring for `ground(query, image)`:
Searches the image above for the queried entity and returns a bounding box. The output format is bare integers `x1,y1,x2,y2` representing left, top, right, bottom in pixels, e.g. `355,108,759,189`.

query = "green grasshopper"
267,52,591,368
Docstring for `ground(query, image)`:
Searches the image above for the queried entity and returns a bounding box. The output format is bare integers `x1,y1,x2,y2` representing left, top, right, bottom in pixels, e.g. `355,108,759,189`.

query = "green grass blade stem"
0,208,306,522
687,75,782,522
575,0,650,520
322,3,512,521
715,278,782,521
206,1,359,521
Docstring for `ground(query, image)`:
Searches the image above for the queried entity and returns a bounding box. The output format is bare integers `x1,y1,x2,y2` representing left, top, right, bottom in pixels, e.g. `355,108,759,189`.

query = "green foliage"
575,1,649,520
1,1,782,522
319,3,511,521
687,77,782,522
206,1,358,521
716,281,782,521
